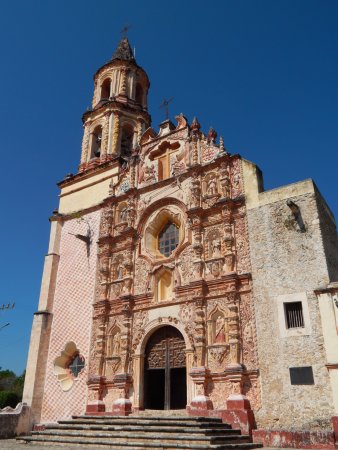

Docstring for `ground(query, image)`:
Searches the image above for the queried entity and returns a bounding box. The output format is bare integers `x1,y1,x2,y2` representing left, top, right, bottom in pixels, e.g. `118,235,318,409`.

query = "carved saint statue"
207,177,217,196
211,239,222,257
117,265,123,279
111,331,121,356
215,315,226,343
120,206,128,223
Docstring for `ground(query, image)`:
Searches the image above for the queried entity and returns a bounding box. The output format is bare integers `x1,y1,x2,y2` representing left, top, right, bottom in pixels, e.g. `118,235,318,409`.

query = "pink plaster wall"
40,211,100,423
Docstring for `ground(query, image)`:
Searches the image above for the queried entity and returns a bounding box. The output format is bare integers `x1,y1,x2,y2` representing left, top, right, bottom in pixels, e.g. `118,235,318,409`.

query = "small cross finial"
159,97,174,120
120,24,131,37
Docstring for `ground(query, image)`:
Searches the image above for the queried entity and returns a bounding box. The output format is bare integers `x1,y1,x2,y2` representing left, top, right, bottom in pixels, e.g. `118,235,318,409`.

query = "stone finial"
219,136,228,155
207,127,217,143
190,117,201,134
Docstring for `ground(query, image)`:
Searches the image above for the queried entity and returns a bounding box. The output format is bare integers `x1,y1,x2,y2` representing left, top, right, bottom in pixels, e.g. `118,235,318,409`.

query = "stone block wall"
0,403,33,438
39,210,100,423
247,185,334,431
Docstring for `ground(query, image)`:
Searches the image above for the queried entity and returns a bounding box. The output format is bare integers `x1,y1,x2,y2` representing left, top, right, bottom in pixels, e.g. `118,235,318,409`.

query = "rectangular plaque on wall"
289,366,314,385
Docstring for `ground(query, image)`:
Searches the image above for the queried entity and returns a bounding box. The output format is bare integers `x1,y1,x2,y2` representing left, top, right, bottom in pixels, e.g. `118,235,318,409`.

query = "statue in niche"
211,239,222,257
111,331,121,356
117,264,123,279
126,199,136,228
207,177,217,196
211,261,221,278
120,206,128,223
221,174,231,198
215,316,226,343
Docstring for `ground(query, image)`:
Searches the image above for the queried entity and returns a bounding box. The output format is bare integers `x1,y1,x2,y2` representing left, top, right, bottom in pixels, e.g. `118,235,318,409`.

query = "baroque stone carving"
131,310,149,352
178,246,195,285
134,258,151,295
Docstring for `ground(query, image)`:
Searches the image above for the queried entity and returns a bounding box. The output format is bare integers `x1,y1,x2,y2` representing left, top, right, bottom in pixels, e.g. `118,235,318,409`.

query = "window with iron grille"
289,366,314,385
158,222,179,257
284,302,304,329
68,354,85,378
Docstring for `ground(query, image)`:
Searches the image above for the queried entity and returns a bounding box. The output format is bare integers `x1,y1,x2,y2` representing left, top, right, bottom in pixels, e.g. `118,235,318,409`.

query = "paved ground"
0,441,308,450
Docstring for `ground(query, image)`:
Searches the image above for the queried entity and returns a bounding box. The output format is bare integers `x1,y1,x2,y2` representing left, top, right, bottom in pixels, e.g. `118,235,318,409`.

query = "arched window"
158,222,179,257
135,83,143,105
101,78,111,100
120,125,134,158
91,126,102,158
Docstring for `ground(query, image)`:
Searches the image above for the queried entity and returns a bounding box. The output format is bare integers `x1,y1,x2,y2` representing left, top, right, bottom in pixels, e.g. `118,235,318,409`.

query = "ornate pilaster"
112,296,133,415
79,123,91,171
189,213,204,280
86,299,110,413
220,161,231,198
228,304,241,369
120,68,128,96
100,112,111,161
111,112,120,156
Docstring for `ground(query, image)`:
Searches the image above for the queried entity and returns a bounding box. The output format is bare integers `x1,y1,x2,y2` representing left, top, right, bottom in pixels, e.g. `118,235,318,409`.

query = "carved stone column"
111,112,120,156
193,298,206,367
190,172,201,209
120,68,128,96
100,112,111,162
190,117,201,165
190,213,204,280
220,162,231,198
112,297,133,415
98,244,111,301
223,223,235,274
137,121,143,144
228,304,241,369
79,123,91,171
86,300,110,413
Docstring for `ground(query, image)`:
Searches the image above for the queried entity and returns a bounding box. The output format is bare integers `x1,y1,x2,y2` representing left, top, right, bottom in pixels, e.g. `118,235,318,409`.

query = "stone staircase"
17,414,263,449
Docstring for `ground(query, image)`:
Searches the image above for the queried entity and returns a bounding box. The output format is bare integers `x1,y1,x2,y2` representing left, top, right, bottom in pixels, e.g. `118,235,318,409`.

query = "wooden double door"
144,326,187,410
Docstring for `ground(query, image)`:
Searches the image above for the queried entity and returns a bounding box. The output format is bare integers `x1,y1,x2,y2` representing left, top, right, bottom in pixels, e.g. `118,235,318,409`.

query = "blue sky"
0,0,337,375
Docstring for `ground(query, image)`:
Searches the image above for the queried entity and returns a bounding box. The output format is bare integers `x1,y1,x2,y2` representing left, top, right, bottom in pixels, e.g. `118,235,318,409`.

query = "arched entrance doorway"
144,326,187,410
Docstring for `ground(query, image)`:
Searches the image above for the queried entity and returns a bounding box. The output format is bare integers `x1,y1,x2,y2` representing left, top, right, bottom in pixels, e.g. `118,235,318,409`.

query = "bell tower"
79,37,151,172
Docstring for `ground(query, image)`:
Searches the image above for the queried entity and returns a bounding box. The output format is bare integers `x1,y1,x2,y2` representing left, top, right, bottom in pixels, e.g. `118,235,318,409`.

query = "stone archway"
143,325,187,410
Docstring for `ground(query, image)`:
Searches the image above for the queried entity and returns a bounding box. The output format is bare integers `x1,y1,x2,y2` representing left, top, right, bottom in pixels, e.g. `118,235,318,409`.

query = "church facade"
23,38,338,448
